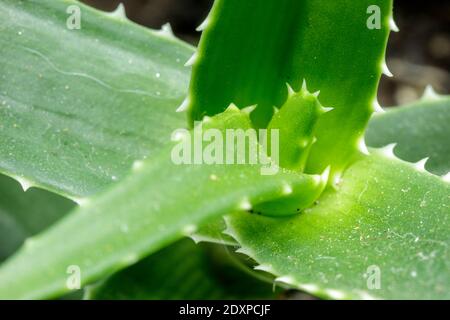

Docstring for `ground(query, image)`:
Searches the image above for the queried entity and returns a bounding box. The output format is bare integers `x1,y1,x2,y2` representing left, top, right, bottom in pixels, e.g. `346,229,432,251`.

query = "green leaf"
186,0,394,178
266,83,325,172
0,174,75,261
366,93,450,175
192,218,238,246
86,239,278,300
225,152,450,299
0,109,324,299
0,0,192,199
193,94,450,245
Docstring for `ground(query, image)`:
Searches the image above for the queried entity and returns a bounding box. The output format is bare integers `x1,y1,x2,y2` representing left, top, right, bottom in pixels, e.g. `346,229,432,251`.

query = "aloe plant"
0,0,448,300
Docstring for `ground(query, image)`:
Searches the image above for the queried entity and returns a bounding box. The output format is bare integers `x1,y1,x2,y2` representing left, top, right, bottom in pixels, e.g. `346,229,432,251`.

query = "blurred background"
80,0,449,106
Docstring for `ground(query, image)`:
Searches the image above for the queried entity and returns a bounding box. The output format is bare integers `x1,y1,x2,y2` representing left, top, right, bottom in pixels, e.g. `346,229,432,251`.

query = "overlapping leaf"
0,0,192,199
0,109,324,299
367,93,450,175
186,0,394,179
87,239,278,300
0,174,75,261
225,152,450,299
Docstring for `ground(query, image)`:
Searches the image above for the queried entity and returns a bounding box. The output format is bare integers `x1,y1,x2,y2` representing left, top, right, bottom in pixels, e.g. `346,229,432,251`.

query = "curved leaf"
0,109,324,299
86,239,278,300
186,0,394,178
225,152,450,299
366,94,450,175
0,0,192,199
0,174,75,261
193,96,450,246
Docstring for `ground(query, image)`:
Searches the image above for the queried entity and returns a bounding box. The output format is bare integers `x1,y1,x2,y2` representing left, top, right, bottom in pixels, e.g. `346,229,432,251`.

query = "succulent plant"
0,0,448,300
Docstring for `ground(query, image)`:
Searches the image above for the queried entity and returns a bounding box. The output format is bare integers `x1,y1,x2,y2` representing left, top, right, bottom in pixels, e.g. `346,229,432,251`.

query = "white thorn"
422,85,441,101
312,90,320,98
273,106,280,114
189,234,202,244
325,289,347,300
357,137,370,155
442,172,450,183
176,97,190,112
184,52,198,67
158,23,174,37
321,106,333,113
275,276,296,286
209,174,218,181
109,3,127,20
242,104,256,114
254,264,274,273
73,197,90,206
389,16,399,32
301,79,308,92
321,166,331,183
182,224,197,235
382,60,393,77
372,99,385,113
281,183,293,195
235,247,252,256
196,17,210,32
202,115,212,123
16,176,32,192
299,283,319,293
238,198,252,211
311,136,318,145
222,227,234,237
226,103,240,112
132,160,145,171
286,83,296,97
413,158,429,172
379,143,397,158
